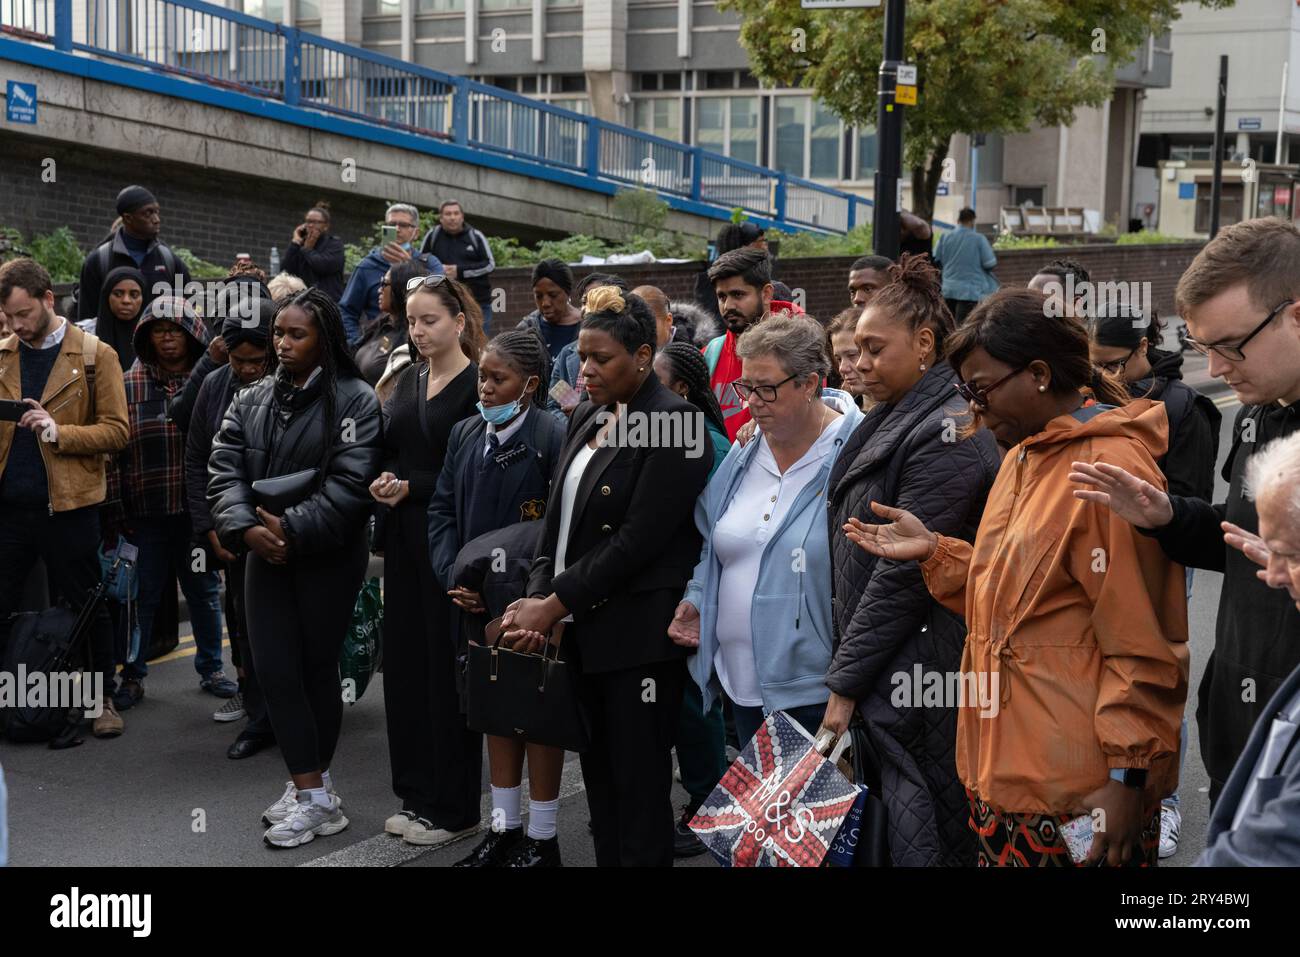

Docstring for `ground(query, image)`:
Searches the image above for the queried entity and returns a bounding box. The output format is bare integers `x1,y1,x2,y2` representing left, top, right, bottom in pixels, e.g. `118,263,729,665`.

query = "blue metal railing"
2,0,873,233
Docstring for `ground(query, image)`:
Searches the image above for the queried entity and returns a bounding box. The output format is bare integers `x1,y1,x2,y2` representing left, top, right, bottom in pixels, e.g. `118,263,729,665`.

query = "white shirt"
711,423,841,707
21,316,67,351
553,440,600,624
484,405,530,457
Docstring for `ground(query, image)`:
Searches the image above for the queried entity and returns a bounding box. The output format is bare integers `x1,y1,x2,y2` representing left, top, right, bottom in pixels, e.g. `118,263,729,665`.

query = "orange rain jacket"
920,399,1189,816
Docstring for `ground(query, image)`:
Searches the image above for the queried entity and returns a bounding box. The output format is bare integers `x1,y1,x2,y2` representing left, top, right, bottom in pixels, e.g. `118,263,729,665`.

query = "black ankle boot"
453,827,524,867
502,835,561,868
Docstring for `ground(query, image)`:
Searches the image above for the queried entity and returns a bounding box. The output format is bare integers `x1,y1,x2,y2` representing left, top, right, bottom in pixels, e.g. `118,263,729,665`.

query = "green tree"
720,0,1232,222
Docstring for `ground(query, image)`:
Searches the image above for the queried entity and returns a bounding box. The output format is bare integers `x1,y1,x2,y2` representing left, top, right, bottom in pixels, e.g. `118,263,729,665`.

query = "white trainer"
264,794,349,849
401,819,481,847
385,810,420,836
262,781,341,826
1158,805,1181,860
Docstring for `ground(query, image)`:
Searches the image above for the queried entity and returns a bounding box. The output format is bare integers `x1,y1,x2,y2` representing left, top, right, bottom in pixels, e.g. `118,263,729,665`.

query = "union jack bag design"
688,710,863,867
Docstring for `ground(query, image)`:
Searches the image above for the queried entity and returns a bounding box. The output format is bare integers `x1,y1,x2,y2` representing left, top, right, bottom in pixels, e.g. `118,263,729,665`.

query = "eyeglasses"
1094,346,1138,377
1183,299,1293,361
954,366,1026,408
405,273,465,314
387,220,417,231
734,373,798,403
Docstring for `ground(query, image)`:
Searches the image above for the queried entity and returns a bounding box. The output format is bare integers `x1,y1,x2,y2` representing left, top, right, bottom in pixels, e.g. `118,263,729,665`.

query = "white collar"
21,316,67,351
487,405,531,448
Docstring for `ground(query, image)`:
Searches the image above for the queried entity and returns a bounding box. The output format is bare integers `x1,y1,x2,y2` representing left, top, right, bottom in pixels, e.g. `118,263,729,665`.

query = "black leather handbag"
466,617,590,752
251,468,320,514
848,716,892,867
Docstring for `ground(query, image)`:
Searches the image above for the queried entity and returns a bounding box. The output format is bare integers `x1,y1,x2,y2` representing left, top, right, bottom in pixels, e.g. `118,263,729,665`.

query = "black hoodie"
92,265,148,369
1129,345,1222,501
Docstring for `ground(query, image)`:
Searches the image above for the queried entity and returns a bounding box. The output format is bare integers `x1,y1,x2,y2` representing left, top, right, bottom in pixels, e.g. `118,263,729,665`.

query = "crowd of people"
1,183,1299,868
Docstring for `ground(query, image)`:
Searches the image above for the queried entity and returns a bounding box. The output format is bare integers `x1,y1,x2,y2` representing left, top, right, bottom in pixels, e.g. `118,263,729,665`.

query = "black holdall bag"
846,715,892,867
466,617,590,753
251,468,320,514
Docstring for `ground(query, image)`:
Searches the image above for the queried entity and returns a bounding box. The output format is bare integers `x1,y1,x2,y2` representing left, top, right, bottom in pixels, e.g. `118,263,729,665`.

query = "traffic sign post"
873,0,906,259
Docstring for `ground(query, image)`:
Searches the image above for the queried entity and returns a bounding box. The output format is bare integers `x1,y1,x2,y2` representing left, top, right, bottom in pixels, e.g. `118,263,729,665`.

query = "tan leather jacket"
0,321,130,512
920,400,1190,816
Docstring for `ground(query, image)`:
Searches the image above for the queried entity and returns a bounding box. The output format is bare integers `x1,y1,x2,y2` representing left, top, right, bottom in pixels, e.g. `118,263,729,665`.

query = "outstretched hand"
843,501,937,563
1069,461,1173,530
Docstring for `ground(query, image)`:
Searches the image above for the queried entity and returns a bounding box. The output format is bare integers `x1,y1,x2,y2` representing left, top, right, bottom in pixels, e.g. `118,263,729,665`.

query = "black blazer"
427,405,566,590
527,373,714,673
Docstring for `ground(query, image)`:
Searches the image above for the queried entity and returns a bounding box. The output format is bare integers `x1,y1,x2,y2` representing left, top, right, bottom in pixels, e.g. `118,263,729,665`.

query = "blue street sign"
1238,117,1262,131
6,82,37,125
1178,182,1196,200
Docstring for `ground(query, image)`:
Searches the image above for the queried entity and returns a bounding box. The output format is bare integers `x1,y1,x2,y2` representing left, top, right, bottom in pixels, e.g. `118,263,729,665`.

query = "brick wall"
483,242,1205,337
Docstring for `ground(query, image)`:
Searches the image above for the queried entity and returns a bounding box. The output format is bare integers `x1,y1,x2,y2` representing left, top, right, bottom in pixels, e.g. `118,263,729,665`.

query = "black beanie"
116,185,158,216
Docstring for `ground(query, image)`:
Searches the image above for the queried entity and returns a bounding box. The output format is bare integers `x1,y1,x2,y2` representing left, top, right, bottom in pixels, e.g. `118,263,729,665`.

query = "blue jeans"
731,701,828,749
120,514,224,680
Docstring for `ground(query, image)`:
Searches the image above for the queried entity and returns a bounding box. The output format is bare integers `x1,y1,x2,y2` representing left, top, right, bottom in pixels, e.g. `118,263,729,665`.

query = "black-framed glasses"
1183,299,1293,361
954,366,1026,408
405,273,465,314
1095,346,1139,377
734,373,798,403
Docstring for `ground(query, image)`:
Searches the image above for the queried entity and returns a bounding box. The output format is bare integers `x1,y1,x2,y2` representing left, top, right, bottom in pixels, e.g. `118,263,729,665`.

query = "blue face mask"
478,399,523,426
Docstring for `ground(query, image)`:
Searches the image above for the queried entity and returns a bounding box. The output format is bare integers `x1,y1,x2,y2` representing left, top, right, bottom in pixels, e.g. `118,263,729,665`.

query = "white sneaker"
385,810,419,836
401,818,481,847
1159,805,1181,859
262,780,341,826
264,794,349,849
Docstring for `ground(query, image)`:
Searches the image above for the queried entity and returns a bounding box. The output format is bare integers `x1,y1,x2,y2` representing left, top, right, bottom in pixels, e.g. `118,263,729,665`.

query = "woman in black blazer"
426,330,566,867
368,274,485,847
503,286,715,867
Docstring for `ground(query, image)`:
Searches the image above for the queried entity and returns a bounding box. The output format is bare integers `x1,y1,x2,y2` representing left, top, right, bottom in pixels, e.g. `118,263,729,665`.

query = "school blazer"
427,405,566,590
527,373,714,674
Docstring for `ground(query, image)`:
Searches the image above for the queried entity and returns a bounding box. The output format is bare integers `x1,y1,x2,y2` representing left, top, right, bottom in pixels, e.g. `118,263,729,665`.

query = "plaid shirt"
105,361,190,523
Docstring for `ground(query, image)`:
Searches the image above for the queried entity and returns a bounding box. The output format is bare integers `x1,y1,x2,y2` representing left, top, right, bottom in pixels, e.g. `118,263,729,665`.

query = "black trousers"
224,552,271,736
382,514,482,828
244,532,367,776
577,652,686,867
0,503,115,696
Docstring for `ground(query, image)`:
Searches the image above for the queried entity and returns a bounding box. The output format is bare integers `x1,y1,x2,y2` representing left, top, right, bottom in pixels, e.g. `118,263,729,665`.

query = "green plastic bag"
340,578,383,704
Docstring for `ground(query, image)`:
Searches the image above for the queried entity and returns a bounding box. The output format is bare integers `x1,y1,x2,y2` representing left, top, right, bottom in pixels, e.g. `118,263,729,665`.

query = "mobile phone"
381,225,399,246
549,380,580,410
0,399,29,421
1059,814,1095,865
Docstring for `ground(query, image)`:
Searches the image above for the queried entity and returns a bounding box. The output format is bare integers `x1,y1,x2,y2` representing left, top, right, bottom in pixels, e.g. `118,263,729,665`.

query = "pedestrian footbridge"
0,0,871,241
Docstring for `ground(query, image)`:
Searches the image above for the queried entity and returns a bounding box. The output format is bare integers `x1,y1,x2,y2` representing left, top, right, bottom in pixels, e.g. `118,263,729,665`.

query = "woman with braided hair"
502,285,715,866
654,341,730,477
427,329,568,866
207,288,383,848
368,273,484,847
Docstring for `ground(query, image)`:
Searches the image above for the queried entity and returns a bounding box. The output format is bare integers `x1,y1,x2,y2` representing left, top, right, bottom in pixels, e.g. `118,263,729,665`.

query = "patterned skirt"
968,792,1160,867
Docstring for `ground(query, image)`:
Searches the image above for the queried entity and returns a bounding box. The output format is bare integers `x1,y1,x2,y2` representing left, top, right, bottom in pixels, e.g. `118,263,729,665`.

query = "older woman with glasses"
369,273,487,847
848,288,1189,867
670,312,864,750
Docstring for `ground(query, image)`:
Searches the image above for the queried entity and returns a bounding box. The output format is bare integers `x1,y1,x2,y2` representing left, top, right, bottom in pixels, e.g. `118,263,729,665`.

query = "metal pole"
872,0,905,259
970,137,980,216
1211,55,1227,239
1278,61,1288,163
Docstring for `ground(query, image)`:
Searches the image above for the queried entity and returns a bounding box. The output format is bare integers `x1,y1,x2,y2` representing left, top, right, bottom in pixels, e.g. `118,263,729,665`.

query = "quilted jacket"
827,360,1001,866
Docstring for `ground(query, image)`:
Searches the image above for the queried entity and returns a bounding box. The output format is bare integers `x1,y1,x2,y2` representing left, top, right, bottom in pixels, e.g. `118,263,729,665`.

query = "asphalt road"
0,352,1240,868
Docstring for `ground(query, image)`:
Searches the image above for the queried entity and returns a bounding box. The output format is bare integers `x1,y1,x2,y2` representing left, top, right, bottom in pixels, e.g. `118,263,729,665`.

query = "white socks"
492,785,522,831
321,770,334,792
527,798,560,841
304,786,332,808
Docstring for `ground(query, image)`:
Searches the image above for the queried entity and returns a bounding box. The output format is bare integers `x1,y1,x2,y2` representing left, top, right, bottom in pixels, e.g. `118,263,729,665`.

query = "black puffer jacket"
826,361,1001,867
1131,346,1221,501
207,369,382,556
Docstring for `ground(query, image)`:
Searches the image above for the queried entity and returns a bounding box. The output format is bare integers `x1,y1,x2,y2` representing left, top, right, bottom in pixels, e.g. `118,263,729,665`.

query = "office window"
737,70,759,89
294,0,320,18
976,132,1004,184
520,76,538,94
417,0,466,9
481,0,530,9
556,74,587,93
855,128,878,180
633,98,681,141
363,0,400,13
810,100,840,179
730,97,759,165
245,0,285,20
704,71,735,90
550,97,589,115
1195,183,1243,232
696,97,726,155
774,96,809,178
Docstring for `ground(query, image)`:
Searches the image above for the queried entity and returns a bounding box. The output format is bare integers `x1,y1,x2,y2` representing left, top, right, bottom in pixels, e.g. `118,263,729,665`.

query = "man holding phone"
0,259,130,737
282,202,346,302
339,203,444,346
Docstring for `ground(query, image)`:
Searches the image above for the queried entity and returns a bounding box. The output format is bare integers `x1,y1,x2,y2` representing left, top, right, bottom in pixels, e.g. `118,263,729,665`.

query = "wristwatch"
1109,768,1148,789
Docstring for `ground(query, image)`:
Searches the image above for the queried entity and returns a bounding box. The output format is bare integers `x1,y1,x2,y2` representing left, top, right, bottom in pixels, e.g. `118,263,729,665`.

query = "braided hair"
279,287,362,476
484,329,552,406
659,341,725,436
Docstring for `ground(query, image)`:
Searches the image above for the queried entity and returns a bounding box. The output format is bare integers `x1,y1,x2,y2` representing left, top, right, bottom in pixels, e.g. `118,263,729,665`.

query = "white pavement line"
298,758,588,867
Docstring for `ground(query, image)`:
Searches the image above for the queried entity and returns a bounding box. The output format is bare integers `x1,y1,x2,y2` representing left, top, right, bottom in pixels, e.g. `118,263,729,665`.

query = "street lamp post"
872,0,905,259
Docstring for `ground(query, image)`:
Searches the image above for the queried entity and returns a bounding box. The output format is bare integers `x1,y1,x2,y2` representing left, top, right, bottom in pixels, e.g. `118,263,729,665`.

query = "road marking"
298,757,588,867
1212,394,1241,410
150,638,230,664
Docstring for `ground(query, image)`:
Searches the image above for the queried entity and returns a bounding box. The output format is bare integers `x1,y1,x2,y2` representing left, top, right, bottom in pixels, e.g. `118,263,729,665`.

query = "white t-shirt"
553,440,600,623
711,424,840,706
